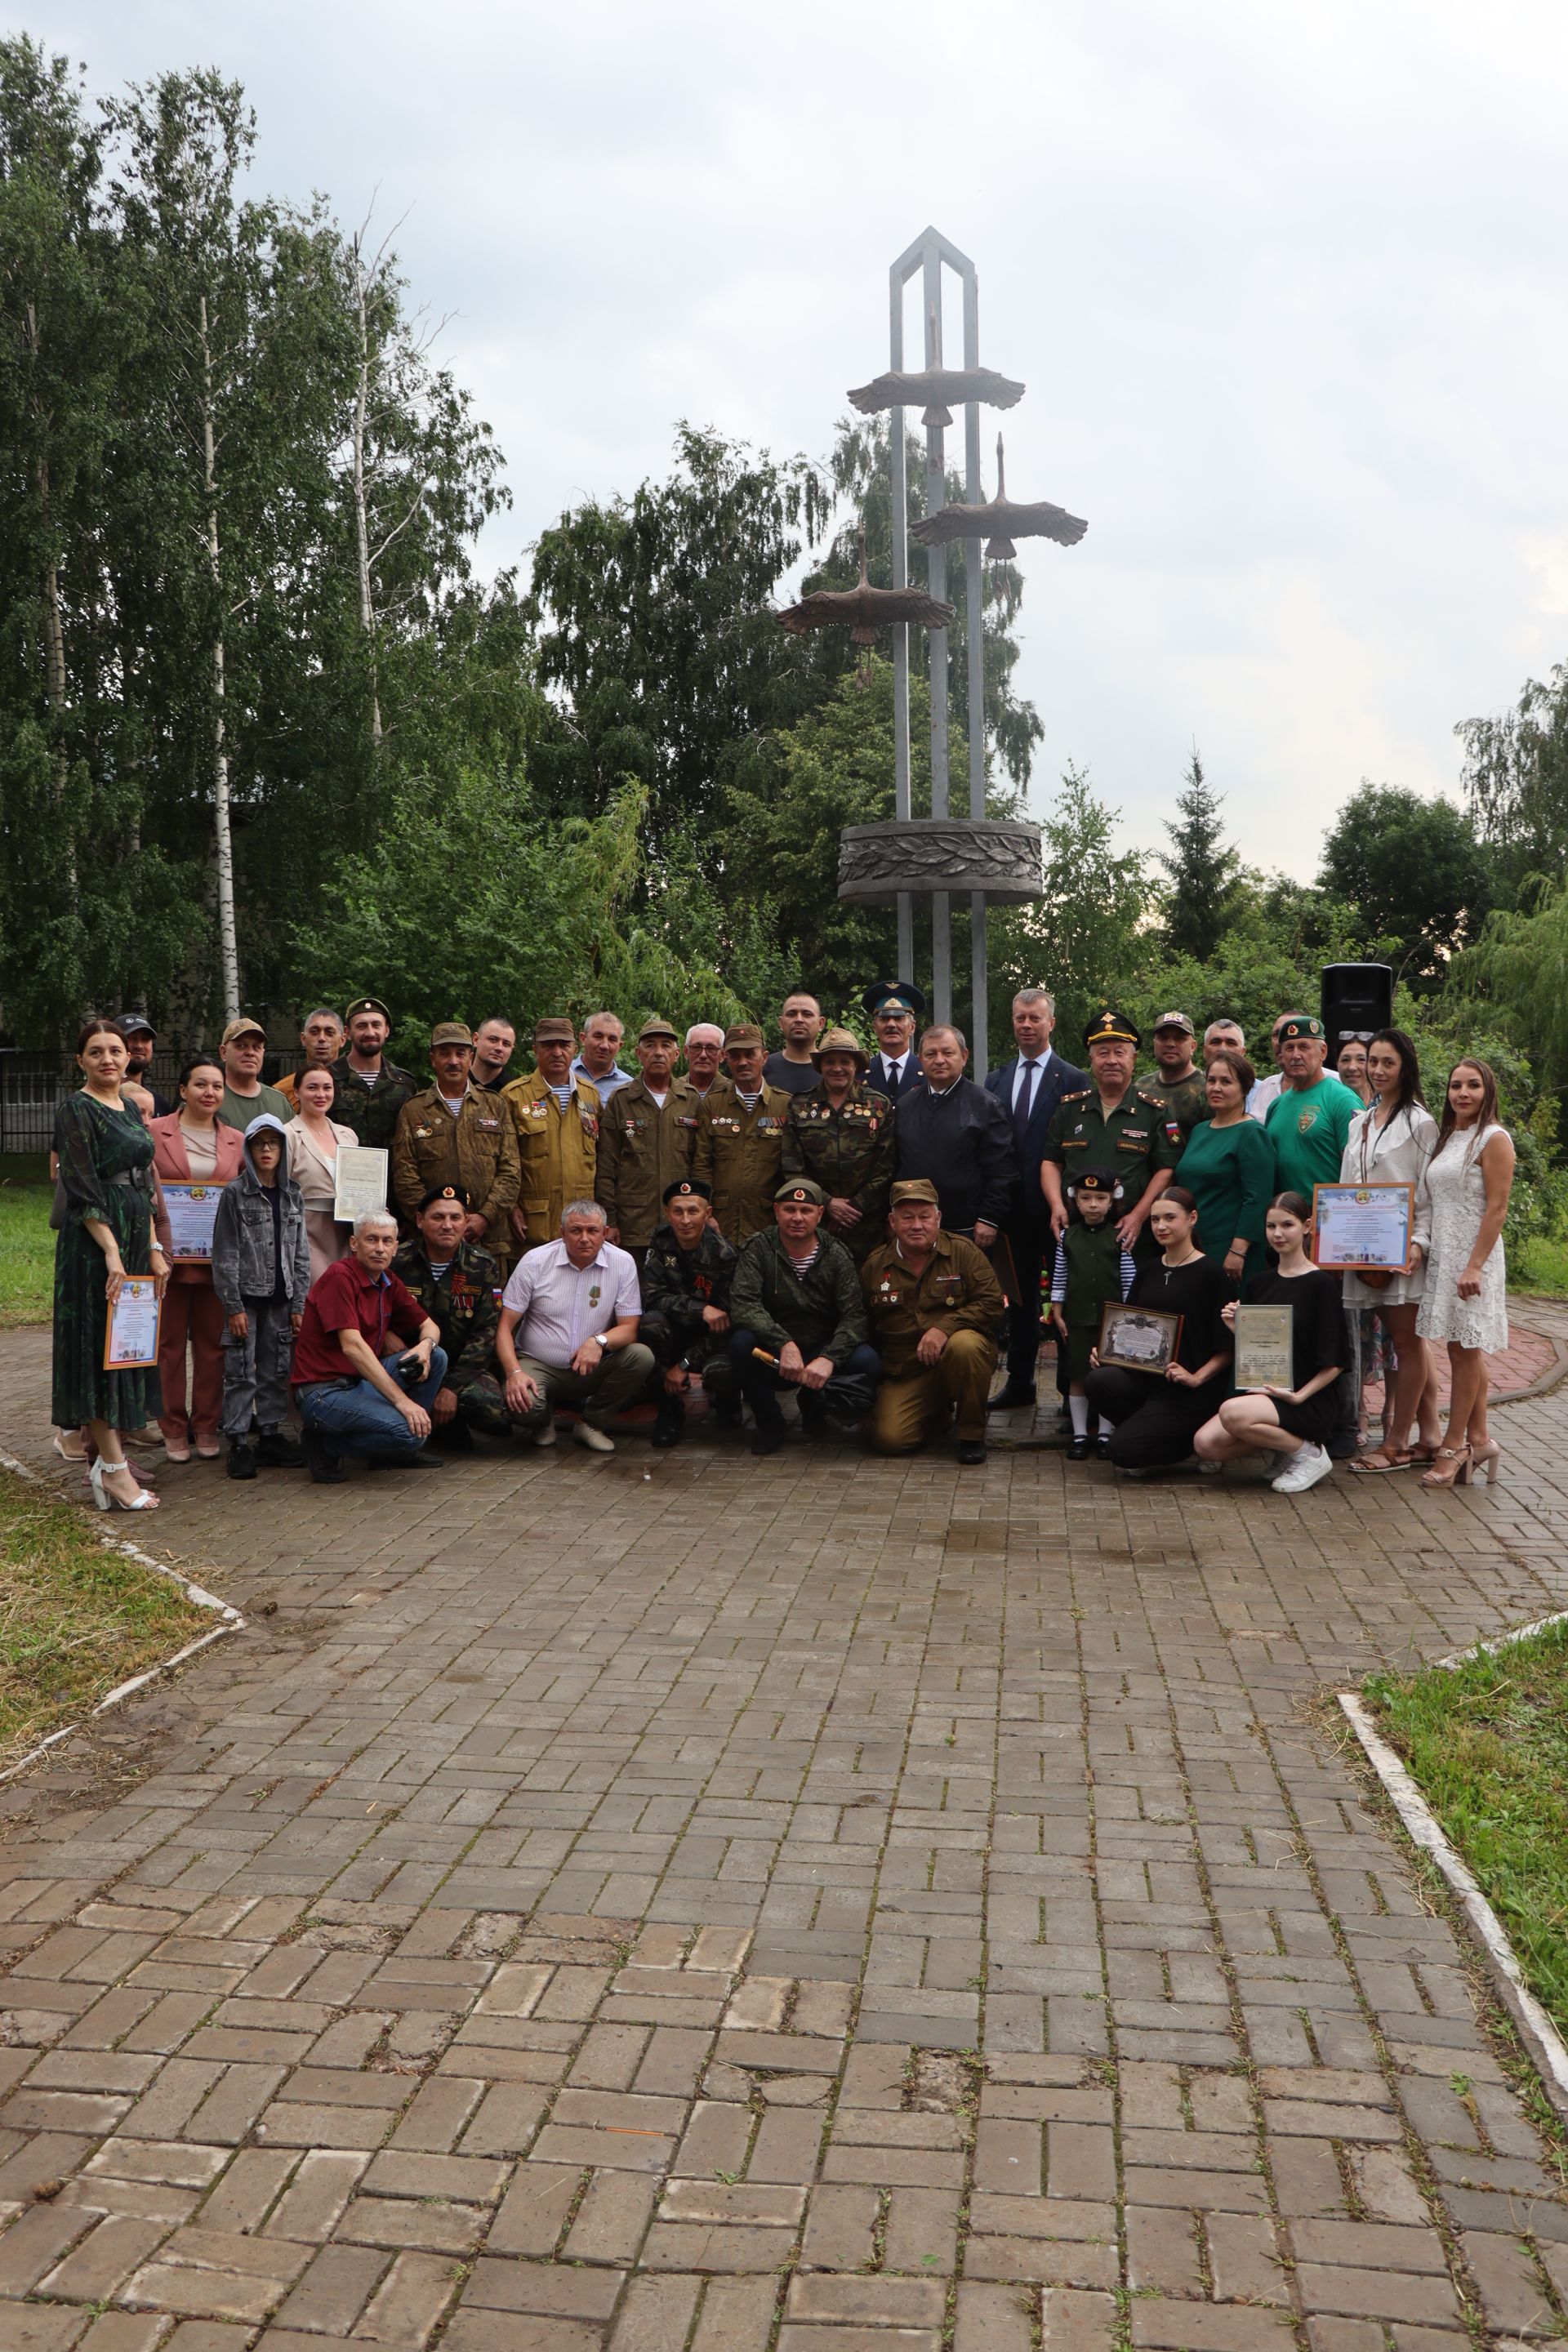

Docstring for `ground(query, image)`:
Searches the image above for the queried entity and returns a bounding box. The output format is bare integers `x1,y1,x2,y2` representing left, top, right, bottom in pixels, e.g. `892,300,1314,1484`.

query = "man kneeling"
861,1178,1003,1465
727,1178,880,1456
496,1199,653,1454
394,1184,517,1447
292,1212,448,1482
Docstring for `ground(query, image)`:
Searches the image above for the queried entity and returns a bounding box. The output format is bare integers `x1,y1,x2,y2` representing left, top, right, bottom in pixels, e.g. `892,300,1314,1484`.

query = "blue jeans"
296,1347,448,1461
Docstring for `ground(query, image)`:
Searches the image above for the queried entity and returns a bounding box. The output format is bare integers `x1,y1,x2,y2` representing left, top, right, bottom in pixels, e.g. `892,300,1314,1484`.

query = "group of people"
48,981,1514,1509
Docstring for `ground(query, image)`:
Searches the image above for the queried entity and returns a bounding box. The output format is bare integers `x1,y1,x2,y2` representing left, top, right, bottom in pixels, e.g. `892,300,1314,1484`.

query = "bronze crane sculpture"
911,434,1087,564
846,363,1026,430
777,526,954,666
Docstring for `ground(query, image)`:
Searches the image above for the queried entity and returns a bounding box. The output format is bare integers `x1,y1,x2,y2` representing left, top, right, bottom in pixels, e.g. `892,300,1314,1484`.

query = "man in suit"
984,987,1088,1411
862,980,926,1103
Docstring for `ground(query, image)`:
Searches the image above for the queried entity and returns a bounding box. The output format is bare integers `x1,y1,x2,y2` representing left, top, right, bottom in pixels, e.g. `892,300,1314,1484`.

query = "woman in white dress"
285,1067,357,1281
1343,1030,1441,1474
1414,1058,1514,1489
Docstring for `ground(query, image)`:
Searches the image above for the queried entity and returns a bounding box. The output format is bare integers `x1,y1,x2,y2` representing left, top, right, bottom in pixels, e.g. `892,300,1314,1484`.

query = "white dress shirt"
501,1239,641,1368
1011,1046,1054,1122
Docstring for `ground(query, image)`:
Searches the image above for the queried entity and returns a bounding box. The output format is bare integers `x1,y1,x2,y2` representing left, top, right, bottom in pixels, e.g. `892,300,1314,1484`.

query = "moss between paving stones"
1365,1619,1568,2042
0,1465,213,1768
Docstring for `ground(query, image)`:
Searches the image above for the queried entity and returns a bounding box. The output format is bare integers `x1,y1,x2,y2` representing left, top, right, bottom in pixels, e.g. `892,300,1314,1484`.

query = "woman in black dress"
1083,1187,1233,1472
1193,1192,1345,1494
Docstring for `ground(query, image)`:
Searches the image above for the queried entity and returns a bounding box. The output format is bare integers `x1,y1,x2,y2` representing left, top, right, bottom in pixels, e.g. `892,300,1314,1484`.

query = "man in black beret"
392,1184,514,1446
639,1178,740,1449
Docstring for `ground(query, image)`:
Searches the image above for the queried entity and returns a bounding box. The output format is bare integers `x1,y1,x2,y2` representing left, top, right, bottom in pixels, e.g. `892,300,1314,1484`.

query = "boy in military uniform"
331,996,419,1151
1041,1012,1182,1262
782,1027,895,1262
693,1024,791,1243
392,1185,514,1446
1046,1167,1138,1460
502,1017,600,1257
391,1022,520,1263
595,1017,701,1263
860,1178,1003,1465
639,1178,740,1449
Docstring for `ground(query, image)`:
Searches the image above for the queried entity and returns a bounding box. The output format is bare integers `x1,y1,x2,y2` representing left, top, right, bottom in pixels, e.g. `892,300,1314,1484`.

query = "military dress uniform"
1041,1023,1183,1259
503,1072,600,1251
391,1232,512,1438
693,1080,792,1244
595,1077,702,1253
639,1211,740,1414
861,1211,1004,1454
329,1055,419,1152
781,1083,896,1261
391,1087,520,1257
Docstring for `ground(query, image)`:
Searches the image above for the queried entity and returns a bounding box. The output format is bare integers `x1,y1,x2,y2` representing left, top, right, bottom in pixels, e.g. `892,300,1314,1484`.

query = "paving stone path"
0,1310,1566,2352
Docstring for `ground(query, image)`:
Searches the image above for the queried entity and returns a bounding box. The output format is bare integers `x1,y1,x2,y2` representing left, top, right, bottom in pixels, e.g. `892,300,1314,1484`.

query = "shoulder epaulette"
1135,1090,1166,1108
1059,1088,1092,1104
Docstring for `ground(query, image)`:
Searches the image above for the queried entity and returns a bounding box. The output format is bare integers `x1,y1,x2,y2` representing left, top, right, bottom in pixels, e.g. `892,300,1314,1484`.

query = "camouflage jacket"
390,1086,520,1251
692,1080,792,1245
390,1236,501,1396
781,1082,896,1256
640,1220,738,1348
728,1227,869,1366
594,1077,702,1248
329,1056,420,1152
502,1071,600,1246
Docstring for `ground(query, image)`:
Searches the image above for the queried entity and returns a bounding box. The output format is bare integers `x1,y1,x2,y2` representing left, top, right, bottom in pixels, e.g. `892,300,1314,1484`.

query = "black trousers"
638,1311,737,1405
1083,1365,1223,1469
1000,1218,1057,1390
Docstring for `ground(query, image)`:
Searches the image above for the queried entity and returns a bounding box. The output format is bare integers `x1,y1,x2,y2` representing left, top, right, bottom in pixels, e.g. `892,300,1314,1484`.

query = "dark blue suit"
864,1052,923,1105
985,1049,1089,1392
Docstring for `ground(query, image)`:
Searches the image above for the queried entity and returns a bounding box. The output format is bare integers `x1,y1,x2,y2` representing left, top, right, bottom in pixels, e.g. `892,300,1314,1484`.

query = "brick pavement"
0,1310,1566,2350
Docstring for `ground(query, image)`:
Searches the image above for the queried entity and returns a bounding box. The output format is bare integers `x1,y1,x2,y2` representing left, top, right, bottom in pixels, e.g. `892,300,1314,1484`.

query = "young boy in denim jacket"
212,1113,312,1479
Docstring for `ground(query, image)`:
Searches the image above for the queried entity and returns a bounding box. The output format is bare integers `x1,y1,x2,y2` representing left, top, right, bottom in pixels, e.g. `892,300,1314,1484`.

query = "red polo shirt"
292,1256,426,1387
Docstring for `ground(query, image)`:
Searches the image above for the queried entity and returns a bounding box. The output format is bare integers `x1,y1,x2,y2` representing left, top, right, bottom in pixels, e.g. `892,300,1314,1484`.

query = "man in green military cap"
1142,1012,1209,1138
391,1021,520,1262
693,1025,791,1243
726,1178,881,1455
392,1185,515,1446
331,996,419,1152
594,1017,702,1265
862,980,926,1103
1041,1012,1182,1262
1263,1015,1361,1200
860,1178,1003,1465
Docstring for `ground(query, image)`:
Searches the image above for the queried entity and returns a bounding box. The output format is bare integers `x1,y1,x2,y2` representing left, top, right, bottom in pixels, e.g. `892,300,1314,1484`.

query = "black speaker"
1321,963,1393,1057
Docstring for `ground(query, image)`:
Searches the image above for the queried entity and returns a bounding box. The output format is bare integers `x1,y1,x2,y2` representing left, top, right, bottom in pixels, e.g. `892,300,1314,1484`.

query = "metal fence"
0,1049,300,1157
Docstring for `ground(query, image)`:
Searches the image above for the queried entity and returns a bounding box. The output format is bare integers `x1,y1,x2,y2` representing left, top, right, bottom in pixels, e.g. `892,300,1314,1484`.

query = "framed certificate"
162,1180,228,1263
104,1277,161,1370
1312,1182,1414,1272
1234,1303,1294,1392
1098,1303,1182,1374
333,1146,389,1226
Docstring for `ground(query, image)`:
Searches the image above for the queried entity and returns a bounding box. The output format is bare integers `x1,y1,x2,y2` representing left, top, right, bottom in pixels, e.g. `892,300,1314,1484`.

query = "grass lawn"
0,1156,51,1330
1365,1619,1568,2040
1514,1233,1568,1298
0,1466,216,1771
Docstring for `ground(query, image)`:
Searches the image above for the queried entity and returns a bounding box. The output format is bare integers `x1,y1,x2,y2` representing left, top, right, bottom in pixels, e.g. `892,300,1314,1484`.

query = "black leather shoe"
750,1419,786,1457
651,1398,684,1450
303,1428,346,1484
987,1384,1037,1412
439,1418,475,1452
1095,1432,1112,1459
226,1441,256,1481
1067,1434,1090,1461
255,1428,305,1468
957,1440,987,1465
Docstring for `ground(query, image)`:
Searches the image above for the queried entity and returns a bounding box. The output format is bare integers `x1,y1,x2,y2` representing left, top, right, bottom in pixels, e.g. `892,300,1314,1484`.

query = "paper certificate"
162,1180,228,1263
104,1277,161,1370
333,1147,389,1225
1234,1304,1294,1392
1312,1182,1414,1273
1098,1303,1182,1374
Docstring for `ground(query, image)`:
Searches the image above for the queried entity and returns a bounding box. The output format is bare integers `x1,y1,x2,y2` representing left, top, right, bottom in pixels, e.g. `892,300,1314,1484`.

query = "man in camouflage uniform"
330,996,419,1152
392,1186,514,1446
391,1022,520,1262
595,1017,701,1265
639,1178,740,1449
861,1178,1003,1465
782,1026,895,1262
1141,1011,1209,1138
502,1017,599,1258
693,1024,791,1244
727,1178,880,1456
1041,1011,1182,1263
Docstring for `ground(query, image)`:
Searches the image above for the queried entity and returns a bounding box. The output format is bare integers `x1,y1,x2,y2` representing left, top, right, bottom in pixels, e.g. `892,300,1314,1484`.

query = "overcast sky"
38,0,1568,875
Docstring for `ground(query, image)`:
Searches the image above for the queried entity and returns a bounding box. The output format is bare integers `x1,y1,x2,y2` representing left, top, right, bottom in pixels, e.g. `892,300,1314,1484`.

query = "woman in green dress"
52,1018,170,1513
1175,1049,1273,1294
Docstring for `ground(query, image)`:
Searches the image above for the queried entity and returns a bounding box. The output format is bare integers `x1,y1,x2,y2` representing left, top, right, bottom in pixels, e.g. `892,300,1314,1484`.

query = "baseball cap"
1152,1011,1196,1037
220,1017,266,1049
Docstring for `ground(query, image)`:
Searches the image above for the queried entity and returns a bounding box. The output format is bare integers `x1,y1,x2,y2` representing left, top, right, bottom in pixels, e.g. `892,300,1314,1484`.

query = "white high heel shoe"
89,1459,158,1512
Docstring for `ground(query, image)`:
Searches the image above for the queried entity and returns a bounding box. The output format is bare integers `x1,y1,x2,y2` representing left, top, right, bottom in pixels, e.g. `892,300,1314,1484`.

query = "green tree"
994,764,1151,1050
1457,666,1568,903
1156,750,1240,961
1317,782,1490,989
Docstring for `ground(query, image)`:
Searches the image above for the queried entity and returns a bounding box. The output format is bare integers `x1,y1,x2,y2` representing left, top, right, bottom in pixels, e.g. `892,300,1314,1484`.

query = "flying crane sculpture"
846,363,1026,430
777,525,954,663
911,434,1088,565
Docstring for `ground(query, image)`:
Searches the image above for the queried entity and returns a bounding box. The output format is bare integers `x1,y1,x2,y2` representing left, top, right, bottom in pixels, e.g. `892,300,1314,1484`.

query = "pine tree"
1157,751,1241,962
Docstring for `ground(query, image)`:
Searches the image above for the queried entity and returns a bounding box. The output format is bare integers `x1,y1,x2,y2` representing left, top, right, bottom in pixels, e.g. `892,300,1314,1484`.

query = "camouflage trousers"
452,1373,519,1437
638,1312,738,1407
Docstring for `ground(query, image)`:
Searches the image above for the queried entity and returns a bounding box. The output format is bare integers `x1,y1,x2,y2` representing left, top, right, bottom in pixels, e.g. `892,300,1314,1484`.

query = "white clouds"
44,0,1568,873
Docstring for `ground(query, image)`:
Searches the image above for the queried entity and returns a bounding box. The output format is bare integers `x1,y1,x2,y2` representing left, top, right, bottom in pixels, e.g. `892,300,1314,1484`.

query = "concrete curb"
1337,1690,1568,2131
0,1445,245,1789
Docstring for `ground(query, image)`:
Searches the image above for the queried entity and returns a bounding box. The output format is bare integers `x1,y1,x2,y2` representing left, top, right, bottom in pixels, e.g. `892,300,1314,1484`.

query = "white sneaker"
573,1423,615,1454
1272,1444,1333,1494
532,1419,558,1448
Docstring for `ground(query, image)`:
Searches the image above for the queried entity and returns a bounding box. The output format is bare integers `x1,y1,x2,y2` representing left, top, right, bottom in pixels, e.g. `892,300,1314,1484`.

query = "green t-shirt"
220,1080,294,1134
1263,1076,1360,1201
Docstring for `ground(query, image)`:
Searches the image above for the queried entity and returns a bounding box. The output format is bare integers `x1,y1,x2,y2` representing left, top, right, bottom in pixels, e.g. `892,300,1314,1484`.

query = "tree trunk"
27,291,76,884
200,293,240,1022
350,234,382,746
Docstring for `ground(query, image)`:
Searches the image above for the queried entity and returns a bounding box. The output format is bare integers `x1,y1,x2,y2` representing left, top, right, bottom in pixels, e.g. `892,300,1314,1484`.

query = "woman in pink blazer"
149,1058,245,1460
